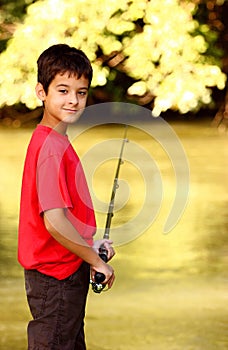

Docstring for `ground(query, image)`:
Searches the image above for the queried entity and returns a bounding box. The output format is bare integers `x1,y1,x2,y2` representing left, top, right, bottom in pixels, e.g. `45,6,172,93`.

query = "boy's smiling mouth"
63,108,78,113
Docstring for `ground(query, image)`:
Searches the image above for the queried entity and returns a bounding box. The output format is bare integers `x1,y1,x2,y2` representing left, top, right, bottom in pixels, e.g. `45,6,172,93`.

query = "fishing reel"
91,245,108,294
90,277,106,294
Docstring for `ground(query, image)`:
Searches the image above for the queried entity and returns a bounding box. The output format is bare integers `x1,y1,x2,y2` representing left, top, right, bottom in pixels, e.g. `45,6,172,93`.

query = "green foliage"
0,0,34,21
0,0,226,115
191,1,225,66
0,0,36,51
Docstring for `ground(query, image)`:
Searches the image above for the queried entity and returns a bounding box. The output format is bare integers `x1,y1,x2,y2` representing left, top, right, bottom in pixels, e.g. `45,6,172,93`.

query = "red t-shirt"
18,125,96,279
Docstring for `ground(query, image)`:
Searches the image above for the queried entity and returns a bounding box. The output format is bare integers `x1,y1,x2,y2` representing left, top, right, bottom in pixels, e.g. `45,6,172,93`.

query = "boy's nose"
69,93,78,105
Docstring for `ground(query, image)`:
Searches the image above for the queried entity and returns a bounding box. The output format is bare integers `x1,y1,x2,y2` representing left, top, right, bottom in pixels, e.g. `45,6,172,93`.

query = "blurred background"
0,1,227,349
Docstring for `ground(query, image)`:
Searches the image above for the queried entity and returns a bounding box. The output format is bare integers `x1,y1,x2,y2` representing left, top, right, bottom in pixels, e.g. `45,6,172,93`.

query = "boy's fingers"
108,246,115,259
107,273,115,289
102,240,113,248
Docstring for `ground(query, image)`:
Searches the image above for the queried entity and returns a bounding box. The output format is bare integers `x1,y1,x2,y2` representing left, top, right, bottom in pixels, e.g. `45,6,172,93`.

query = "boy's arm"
43,208,115,288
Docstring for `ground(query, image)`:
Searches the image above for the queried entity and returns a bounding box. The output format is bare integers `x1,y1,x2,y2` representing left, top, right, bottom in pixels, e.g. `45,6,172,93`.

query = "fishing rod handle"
94,245,108,283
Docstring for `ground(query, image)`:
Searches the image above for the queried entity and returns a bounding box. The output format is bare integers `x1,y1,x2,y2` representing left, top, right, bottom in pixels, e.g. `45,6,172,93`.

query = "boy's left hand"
93,239,115,261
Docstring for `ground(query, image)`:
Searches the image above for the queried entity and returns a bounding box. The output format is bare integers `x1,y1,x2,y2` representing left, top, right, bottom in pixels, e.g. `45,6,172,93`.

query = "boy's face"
36,72,89,131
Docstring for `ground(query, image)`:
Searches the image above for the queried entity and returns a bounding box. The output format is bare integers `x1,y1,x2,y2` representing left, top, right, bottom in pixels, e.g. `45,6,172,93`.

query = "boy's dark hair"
37,44,93,93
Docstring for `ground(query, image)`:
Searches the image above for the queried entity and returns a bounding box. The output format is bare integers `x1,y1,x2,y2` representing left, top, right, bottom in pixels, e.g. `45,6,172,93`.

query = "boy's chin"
63,111,84,124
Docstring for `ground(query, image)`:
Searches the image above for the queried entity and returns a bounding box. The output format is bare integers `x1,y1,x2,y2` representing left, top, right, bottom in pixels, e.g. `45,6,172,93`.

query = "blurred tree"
0,0,227,126
0,0,36,52
194,0,228,130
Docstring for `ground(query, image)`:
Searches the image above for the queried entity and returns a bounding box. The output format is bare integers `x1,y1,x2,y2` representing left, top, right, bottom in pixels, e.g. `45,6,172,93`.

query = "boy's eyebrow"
56,83,88,90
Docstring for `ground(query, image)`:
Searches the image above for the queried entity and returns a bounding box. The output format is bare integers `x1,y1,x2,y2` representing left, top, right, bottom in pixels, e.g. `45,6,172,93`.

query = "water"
0,121,227,349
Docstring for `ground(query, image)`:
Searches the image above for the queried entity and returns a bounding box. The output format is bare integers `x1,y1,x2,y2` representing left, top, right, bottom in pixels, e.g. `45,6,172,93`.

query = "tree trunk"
212,88,228,133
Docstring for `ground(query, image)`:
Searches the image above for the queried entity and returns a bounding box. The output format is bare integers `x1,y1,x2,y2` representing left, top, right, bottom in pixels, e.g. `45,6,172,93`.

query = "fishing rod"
91,125,128,293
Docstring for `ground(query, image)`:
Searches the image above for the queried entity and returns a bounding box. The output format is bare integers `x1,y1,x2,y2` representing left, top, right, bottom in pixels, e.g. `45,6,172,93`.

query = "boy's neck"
40,118,68,135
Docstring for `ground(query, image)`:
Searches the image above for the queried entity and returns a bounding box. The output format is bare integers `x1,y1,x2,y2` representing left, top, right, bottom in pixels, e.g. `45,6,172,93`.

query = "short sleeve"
37,154,72,214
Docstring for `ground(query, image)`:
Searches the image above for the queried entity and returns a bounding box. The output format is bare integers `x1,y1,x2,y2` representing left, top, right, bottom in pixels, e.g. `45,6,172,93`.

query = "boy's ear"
35,83,46,101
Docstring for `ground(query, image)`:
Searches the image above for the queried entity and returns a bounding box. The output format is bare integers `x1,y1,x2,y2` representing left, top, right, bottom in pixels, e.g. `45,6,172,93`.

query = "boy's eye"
78,91,87,96
59,89,68,94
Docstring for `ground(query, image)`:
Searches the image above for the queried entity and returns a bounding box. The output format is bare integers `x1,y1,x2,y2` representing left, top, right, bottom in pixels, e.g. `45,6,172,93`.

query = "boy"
18,44,115,349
